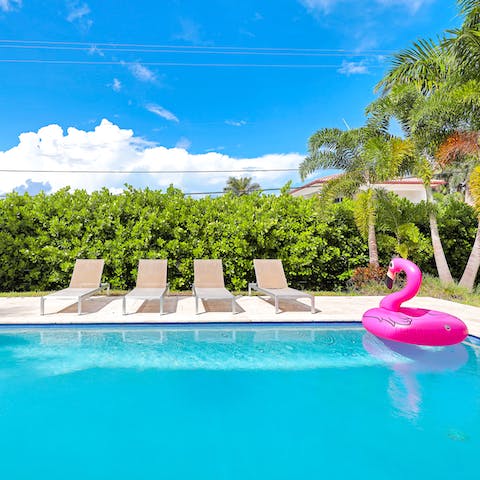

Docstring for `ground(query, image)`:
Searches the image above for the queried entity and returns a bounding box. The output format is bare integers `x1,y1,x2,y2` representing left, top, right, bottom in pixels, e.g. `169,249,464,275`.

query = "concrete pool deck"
0,294,479,337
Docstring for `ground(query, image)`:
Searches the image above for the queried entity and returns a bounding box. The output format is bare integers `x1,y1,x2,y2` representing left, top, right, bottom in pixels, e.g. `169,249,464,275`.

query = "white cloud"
87,45,104,57
376,0,431,13
299,0,338,14
174,18,210,45
67,1,89,21
299,0,431,14
146,104,179,123
338,60,368,75
66,1,92,30
128,62,156,82
0,0,21,12
110,78,121,92
175,137,191,150
0,120,303,195
225,120,247,127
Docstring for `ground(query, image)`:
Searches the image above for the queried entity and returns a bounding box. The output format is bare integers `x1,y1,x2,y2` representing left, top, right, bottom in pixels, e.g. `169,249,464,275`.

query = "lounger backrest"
194,259,225,288
254,259,288,289
69,259,105,288
136,259,168,288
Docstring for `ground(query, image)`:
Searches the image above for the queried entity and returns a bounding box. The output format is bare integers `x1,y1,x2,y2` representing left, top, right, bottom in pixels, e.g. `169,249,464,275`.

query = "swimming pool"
0,325,478,480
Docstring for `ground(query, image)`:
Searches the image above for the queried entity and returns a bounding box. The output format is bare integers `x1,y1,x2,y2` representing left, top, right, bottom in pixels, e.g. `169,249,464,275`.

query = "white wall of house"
359,184,427,203
291,178,439,204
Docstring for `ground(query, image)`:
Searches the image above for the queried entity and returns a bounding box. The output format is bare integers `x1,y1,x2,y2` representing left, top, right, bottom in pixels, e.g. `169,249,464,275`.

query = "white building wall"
292,182,430,204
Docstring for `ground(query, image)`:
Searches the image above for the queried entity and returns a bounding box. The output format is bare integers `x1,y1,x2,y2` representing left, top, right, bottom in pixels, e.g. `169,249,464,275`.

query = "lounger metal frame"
192,285,237,315
40,283,110,315
248,283,315,315
122,284,170,315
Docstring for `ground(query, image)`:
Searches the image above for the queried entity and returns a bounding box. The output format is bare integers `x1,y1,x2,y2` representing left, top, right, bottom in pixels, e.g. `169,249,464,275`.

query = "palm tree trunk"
425,186,454,285
459,221,480,291
368,220,379,267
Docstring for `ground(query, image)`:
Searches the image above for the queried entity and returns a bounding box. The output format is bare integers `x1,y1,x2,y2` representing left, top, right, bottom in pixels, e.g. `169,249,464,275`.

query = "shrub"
0,188,475,291
349,265,387,290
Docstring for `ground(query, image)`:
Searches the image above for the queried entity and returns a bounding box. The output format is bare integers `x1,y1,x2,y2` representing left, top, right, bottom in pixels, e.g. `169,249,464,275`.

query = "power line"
0,39,396,54
0,44,390,58
0,168,299,174
0,39,391,68
0,59,383,68
0,186,300,198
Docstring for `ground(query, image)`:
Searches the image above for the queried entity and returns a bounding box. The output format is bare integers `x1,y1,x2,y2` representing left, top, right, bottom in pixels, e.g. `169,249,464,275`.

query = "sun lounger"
122,259,169,315
40,259,109,315
193,259,237,314
249,259,315,314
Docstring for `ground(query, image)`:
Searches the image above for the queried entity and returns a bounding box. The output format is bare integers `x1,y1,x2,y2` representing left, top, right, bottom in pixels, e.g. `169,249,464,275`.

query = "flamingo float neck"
380,258,422,312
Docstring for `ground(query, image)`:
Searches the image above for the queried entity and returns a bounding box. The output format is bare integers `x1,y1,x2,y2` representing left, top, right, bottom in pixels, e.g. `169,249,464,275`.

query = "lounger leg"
195,296,199,314
122,297,126,315
232,298,236,314
160,297,164,315
311,297,315,314
40,297,45,316
78,298,82,315
275,297,280,314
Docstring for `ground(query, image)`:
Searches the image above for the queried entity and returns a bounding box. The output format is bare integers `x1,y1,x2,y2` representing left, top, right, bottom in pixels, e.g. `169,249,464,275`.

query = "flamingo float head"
385,258,401,289
384,257,421,290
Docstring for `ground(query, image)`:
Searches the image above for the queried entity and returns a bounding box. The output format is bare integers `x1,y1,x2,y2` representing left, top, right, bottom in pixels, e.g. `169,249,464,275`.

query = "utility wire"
0,59,382,68
0,39,390,67
0,44,390,58
0,39,395,54
0,186,299,198
0,168,299,174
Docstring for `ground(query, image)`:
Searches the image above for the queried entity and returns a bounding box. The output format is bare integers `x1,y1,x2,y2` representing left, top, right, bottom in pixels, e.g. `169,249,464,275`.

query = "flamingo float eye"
389,261,394,269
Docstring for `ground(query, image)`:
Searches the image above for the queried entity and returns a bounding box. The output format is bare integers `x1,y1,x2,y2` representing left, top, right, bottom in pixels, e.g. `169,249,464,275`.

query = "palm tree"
370,0,480,285
223,176,261,196
444,1,480,78
437,132,480,289
463,165,480,289
375,1,480,96
368,0,480,285
375,190,431,260
367,84,466,285
299,127,413,266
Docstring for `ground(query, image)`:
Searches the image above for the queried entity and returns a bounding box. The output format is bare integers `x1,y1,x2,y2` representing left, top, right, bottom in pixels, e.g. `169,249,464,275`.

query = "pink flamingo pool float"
362,258,468,346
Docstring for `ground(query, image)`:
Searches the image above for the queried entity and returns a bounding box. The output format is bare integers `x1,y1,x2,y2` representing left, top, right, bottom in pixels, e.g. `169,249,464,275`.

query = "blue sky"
0,0,461,195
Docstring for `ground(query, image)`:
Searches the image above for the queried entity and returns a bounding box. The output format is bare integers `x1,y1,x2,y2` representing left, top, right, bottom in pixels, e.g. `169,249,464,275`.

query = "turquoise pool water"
0,325,478,480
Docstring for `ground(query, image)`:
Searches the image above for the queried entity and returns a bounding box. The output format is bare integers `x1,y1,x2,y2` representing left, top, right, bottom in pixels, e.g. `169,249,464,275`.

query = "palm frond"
301,127,372,180
457,0,480,17
375,38,451,95
299,151,339,180
317,172,363,205
353,190,376,239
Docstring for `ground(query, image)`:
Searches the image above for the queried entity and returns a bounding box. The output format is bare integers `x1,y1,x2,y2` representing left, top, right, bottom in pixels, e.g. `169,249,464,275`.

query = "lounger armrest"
101,282,110,295
248,282,258,295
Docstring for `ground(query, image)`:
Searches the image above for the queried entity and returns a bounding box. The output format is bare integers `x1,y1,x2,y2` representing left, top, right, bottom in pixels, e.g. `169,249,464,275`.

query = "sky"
0,0,462,196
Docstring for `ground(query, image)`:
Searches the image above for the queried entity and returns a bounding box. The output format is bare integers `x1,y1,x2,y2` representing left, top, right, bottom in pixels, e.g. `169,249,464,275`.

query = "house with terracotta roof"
290,174,446,204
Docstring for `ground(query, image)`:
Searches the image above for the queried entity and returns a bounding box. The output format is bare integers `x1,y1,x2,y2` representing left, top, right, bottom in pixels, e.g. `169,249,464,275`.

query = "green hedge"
0,187,476,291
0,187,369,291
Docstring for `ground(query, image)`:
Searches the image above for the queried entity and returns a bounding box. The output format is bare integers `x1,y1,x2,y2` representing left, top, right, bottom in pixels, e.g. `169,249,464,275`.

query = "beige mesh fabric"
254,259,288,289
194,259,225,288
136,259,168,288
69,259,104,288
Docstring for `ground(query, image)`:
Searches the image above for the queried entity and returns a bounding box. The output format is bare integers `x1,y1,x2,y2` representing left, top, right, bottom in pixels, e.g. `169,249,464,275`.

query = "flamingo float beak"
385,261,395,289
